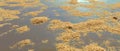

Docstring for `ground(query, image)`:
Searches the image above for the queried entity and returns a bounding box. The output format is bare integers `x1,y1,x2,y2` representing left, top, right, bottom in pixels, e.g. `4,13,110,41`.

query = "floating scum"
0,8,20,21
48,17,120,50
56,43,106,51
35,0,120,50
0,0,41,7
0,0,120,51
31,17,49,25
16,25,30,33
10,39,35,49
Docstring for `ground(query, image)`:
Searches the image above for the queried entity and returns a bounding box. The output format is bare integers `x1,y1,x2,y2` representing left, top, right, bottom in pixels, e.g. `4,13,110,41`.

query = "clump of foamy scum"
69,0,78,4
0,8,20,21
57,30,81,42
56,43,82,51
83,43,106,51
10,39,34,49
16,25,30,33
31,17,49,25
